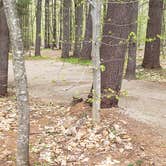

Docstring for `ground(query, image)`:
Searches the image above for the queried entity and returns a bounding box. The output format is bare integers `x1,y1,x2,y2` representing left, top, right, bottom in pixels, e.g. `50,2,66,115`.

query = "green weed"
60,57,92,66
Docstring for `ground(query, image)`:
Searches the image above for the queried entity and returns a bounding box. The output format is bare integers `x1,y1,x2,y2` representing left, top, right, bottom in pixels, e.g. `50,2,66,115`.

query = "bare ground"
6,51,166,165
0,99,166,165
8,57,166,135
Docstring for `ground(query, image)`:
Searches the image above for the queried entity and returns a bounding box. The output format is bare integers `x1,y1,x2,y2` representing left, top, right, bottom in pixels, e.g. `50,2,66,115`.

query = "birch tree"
2,0,30,165
91,0,102,123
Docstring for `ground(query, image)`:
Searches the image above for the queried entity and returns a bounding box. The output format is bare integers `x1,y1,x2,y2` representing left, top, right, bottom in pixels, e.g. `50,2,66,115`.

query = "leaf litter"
0,97,165,165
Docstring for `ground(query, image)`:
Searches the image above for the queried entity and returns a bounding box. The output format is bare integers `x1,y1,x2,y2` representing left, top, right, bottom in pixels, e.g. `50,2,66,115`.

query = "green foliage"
128,32,137,42
128,164,134,166
127,159,143,166
60,57,92,66
33,162,48,166
100,64,106,72
136,160,143,166
16,0,31,15
24,55,55,60
17,0,31,6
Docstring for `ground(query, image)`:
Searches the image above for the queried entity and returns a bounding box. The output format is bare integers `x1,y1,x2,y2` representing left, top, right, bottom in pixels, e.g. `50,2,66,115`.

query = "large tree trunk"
52,0,57,49
73,0,83,57
44,0,50,48
0,1,9,97
61,0,70,58
101,0,134,108
3,0,30,165
142,0,163,69
35,0,42,56
80,4,92,60
125,1,138,80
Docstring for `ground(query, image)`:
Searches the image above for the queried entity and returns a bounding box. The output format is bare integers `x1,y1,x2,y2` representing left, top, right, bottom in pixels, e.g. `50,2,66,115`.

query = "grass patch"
24,55,56,60
60,57,92,66
9,53,56,61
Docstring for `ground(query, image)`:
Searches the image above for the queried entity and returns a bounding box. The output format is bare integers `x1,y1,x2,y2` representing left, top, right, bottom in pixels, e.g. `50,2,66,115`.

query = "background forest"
0,0,166,165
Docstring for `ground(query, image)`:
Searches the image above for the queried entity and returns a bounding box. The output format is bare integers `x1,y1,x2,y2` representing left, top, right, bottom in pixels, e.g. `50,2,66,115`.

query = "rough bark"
80,4,92,60
0,1,9,97
44,0,50,48
73,0,83,57
52,0,57,49
35,0,42,56
101,0,134,108
3,0,30,165
17,1,30,50
125,1,138,80
61,0,70,58
142,0,163,69
69,1,73,51
59,0,63,49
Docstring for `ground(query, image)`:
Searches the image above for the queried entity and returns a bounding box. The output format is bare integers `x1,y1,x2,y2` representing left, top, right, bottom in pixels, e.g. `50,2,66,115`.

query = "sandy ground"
8,59,166,137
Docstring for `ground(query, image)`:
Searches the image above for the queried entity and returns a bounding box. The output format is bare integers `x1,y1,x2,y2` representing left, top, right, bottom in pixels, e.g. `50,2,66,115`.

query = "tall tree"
3,0,30,165
17,0,31,50
44,0,50,48
52,0,57,49
35,0,42,56
73,0,83,57
91,0,102,123
58,0,63,49
61,0,70,58
0,1,9,97
125,1,138,79
80,3,92,60
142,0,163,69
69,0,74,50
100,0,135,108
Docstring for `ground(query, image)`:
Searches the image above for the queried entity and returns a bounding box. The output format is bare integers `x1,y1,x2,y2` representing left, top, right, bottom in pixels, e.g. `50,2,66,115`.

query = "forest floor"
1,49,166,165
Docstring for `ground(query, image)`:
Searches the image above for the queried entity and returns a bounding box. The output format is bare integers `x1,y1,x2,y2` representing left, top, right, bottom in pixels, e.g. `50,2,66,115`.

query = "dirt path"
8,59,166,136
9,60,92,104
120,80,166,135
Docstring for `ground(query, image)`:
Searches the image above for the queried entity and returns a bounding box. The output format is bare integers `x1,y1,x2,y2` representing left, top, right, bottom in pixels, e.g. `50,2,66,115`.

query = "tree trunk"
80,4,92,60
161,3,166,56
44,0,50,48
35,0,42,56
125,1,138,80
17,2,30,51
142,0,163,69
101,0,134,108
52,0,57,49
0,1,9,97
3,0,30,165
69,1,74,51
73,0,83,57
59,0,63,49
91,0,102,123
61,0,70,58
